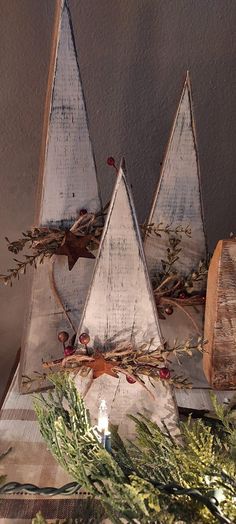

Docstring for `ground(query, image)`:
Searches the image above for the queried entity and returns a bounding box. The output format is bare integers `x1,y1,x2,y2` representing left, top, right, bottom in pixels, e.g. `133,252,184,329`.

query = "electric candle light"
97,399,111,451
98,399,109,433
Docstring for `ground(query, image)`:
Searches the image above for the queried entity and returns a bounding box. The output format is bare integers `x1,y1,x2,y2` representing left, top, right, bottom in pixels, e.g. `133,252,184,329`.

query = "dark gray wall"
1,0,236,396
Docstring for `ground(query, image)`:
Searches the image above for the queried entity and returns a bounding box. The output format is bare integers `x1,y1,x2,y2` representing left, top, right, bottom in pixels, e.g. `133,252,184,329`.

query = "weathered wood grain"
144,73,208,394
19,0,101,392
176,388,235,412
144,72,207,279
76,161,179,438
203,239,236,389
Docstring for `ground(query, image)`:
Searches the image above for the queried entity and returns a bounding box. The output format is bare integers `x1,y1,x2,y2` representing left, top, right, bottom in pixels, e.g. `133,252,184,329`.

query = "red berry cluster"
58,331,75,357
107,156,118,172
58,331,171,383
126,375,136,384
79,332,90,346
164,306,173,316
159,367,171,380
107,156,115,166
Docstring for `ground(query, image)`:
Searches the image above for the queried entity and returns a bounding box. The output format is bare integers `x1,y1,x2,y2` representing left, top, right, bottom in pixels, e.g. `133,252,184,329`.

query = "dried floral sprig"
42,337,205,395
184,259,209,294
1,219,192,287
154,272,206,333
0,210,106,286
149,231,209,331
142,222,192,239
1,251,53,287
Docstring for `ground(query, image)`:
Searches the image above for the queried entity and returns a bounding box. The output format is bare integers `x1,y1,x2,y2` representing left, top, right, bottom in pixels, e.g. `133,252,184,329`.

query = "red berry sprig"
126,375,136,384
107,157,118,172
58,331,75,357
79,332,90,348
58,331,69,344
64,345,76,357
159,367,171,380
164,306,174,316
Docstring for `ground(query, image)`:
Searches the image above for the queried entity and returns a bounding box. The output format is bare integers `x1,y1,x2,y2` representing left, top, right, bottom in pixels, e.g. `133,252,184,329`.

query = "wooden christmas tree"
144,72,207,279
144,74,209,407
20,0,101,392
75,160,179,439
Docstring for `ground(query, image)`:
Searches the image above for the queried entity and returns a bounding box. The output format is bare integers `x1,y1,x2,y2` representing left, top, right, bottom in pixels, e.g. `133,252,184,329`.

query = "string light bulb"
97,399,109,433
97,399,111,451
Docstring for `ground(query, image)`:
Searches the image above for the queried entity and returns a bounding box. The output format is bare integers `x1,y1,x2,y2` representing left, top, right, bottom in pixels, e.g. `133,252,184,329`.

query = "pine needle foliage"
34,374,236,524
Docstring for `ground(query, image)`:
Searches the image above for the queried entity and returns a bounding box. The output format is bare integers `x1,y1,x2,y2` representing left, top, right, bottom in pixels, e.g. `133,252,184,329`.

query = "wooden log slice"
203,239,236,389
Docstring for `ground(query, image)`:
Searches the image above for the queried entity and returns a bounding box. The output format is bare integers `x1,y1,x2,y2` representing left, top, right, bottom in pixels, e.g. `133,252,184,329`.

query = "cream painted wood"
19,1,101,392
76,162,179,438
144,72,207,279
144,74,208,397
38,1,100,224
203,239,236,389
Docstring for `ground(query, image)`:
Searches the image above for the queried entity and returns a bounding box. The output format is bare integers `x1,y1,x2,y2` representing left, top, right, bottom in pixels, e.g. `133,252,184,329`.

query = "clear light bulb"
97,399,109,433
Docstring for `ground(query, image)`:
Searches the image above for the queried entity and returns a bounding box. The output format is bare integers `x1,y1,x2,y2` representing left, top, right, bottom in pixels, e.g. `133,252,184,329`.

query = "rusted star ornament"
86,354,119,379
55,230,95,270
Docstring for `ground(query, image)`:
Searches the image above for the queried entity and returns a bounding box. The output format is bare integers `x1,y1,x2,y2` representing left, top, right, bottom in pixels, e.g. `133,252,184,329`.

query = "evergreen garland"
34,374,236,524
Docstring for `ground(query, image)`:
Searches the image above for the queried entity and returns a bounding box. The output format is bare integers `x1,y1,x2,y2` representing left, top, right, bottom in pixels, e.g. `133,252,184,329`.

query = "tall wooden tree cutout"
144,73,208,398
76,160,179,439
19,0,101,392
145,72,207,278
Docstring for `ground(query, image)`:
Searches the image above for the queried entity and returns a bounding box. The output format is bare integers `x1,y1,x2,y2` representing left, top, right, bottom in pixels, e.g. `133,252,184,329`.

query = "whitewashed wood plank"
38,1,100,224
175,388,235,411
76,161,179,438
203,239,236,389
144,72,207,279
144,73,208,394
19,0,101,392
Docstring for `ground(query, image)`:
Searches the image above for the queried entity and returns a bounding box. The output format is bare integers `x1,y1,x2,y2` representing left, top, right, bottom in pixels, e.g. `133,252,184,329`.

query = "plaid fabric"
0,368,83,523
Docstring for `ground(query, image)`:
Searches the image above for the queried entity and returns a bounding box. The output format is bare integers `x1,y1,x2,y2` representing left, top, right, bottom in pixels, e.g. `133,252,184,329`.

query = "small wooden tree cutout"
144,72,207,280
20,0,101,393
204,239,236,389
76,160,179,438
144,73,208,397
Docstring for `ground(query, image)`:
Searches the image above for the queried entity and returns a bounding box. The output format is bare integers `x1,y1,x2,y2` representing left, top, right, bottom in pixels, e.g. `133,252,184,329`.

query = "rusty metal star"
86,354,119,379
55,230,95,270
